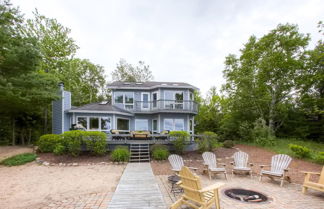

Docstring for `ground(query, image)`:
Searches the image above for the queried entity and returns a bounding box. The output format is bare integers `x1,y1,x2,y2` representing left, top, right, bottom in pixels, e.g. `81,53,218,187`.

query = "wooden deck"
108,163,167,209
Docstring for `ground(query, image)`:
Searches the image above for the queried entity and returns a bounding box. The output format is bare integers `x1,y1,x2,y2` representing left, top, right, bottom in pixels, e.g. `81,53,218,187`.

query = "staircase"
129,144,150,162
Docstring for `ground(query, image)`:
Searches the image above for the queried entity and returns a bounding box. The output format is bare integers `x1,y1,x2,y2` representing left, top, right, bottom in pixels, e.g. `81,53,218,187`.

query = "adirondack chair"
202,152,227,180
301,166,324,194
170,166,224,209
259,154,292,187
231,151,253,178
168,154,197,173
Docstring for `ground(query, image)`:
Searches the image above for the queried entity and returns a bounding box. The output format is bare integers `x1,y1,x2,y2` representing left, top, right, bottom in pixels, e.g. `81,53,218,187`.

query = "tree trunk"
12,117,15,146
20,129,25,145
28,129,32,145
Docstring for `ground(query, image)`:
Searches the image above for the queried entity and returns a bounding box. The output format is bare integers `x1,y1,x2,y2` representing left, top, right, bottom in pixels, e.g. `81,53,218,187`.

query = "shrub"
152,148,169,160
223,140,234,148
289,144,311,158
170,131,189,154
53,144,65,155
84,131,107,155
314,152,324,164
111,146,130,162
238,121,253,141
61,131,85,157
37,134,62,152
1,153,37,166
150,144,168,152
255,136,276,147
197,131,220,153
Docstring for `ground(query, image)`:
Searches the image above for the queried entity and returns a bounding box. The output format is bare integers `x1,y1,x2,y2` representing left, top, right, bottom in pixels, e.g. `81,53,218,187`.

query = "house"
52,81,198,137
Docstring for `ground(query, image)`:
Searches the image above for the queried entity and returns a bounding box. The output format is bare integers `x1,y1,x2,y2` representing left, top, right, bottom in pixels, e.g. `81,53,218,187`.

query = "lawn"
1,153,37,166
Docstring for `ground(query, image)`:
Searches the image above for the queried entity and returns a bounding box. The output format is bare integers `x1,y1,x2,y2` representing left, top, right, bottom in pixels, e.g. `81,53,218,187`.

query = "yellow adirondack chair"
302,166,324,194
170,166,224,209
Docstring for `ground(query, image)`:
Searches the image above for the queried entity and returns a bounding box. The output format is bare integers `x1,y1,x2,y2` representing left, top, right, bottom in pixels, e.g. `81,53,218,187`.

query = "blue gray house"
52,81,198,136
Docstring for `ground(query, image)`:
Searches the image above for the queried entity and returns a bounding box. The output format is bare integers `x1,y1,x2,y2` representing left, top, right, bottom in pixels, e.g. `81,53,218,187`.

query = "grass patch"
1,153,37,166
240,138,324,164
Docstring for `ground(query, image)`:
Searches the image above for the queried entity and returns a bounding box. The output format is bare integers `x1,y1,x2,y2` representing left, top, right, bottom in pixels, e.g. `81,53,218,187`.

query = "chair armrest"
219,163,226,167
301,171,321,175
176,181,182,185
188,167,198,171
200,182,225,193
259,165,270,168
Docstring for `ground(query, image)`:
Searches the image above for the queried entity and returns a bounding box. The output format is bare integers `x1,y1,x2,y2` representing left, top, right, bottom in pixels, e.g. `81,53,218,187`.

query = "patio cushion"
261,170,283,176
233,167,251,171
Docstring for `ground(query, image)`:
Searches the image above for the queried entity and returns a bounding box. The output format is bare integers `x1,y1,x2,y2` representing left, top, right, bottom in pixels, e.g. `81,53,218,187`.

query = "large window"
114,92,124,103
164,91,184,109
135,119,148,131
76,116,111,131
117,118,129,131
114,92,134,109
89,117,99,130
163,119,185,131
101,117,111,130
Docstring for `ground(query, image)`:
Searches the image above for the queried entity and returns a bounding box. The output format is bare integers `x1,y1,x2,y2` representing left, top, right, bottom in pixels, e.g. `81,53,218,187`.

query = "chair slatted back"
233,151,249,168
270,154,292,174
168,154,184,171
202,152,217,169
179,166,204,203
319,166,324,184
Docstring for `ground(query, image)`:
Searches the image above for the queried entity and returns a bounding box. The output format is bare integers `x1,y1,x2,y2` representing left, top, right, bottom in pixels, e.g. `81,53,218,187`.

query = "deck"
108,163,167,209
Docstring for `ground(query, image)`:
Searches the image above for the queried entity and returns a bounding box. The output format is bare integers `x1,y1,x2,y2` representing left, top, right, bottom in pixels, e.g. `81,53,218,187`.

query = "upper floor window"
114,92,134,109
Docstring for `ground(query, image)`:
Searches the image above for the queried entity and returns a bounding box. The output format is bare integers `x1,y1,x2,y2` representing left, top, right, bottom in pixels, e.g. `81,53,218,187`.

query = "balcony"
124,100,198,113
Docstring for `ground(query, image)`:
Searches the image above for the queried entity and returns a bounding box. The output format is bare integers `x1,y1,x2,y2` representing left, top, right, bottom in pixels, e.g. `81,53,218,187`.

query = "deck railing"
106,134,202,144
124,100,198,113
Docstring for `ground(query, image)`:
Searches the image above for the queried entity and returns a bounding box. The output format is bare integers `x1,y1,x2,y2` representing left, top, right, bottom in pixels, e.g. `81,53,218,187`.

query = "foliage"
314,152,324,164
111,59,153,82
170,131,189,154
84,131,107,155
254,136,276,147
53,144,65,155
151,146,169,161
289,144,311,158
111,146,130,162
251,118,276,146
1,153,37,166
37,134,62,152
223,140,234,148
61,131,84,156
197,131,220,153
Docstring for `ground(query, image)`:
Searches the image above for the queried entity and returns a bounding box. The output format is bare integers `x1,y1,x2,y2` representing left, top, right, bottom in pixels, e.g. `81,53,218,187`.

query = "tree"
111,59,153,82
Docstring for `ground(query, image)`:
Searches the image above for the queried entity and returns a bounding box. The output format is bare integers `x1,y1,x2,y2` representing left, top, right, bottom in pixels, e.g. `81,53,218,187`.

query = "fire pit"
224,188,269,203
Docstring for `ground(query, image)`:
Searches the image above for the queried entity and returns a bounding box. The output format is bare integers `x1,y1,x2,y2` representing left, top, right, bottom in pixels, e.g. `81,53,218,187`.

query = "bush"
53,144,65,155
1,153,37,166
111,146,130,162
238,121,253,141
314,152,324,164
289,144,311,158
37,134,62,152
152,147,170,160
61,131,85,157
170,131,189,154
197,131,220,153
255,136,276,147
223,140,234,148
84,131,107,155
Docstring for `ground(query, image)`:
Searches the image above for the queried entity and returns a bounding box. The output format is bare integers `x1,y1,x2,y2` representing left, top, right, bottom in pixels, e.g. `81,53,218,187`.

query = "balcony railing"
124,100,198,113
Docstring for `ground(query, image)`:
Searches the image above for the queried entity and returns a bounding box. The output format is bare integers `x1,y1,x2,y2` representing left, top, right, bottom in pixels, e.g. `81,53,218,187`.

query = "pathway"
108,163,166,209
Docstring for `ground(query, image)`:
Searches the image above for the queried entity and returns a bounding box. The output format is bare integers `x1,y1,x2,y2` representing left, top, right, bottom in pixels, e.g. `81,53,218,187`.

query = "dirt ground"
151,144,323,184
0,162,125,209
0,146,34,161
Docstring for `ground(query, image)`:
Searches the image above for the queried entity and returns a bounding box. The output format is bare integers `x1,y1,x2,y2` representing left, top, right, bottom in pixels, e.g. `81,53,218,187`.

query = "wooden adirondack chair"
302,166,324,194
259,154,292,187
168,154,197,173
231,151,253,178
170,166,224,209
202,152,227,180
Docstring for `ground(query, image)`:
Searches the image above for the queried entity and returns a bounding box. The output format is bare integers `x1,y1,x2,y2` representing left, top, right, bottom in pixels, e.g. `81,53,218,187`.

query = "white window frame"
174,119,185,131
141,92,150,110
163,118,174,131
76,116,112,131
163,118,185,131
113,92,134,110
116,117,130,131
135,119,149,131
164,91,184,109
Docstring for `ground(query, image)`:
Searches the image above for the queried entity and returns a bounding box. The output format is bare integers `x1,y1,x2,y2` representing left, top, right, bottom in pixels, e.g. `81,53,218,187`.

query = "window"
189,119,193,134
101,117,111,130
77,117,87,129
164,119,174,131
164,119,185,131
152,92,158,108
164,91,184,109
117,118,129,130
135,119,148,131
142,93,149,109
89,117,99,130
152,119,158,132
114,92,134,109
114,92,124,103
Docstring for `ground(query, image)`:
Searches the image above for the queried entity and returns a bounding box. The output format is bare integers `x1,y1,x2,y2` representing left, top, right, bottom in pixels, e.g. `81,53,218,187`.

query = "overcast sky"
11,0,324,95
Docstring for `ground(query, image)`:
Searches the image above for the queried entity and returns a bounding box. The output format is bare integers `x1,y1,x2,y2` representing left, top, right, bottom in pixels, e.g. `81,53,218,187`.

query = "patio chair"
170,166,224,209
202,152,227,180
231,151,253,178
168,154,197,173
259,154,292,187
301,166,324,194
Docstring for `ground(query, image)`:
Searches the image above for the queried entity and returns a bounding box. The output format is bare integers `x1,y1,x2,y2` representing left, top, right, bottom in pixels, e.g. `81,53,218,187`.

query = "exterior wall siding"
52,99,63,134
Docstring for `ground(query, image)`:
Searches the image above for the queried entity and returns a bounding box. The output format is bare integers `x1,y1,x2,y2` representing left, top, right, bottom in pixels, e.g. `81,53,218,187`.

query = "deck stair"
129,144,150,162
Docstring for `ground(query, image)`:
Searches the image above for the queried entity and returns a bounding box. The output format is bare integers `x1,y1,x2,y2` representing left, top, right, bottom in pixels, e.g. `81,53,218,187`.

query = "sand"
0,162,125,209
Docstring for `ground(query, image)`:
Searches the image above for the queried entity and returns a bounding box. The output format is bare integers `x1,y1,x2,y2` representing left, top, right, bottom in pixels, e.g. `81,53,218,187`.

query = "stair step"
129,144,150,162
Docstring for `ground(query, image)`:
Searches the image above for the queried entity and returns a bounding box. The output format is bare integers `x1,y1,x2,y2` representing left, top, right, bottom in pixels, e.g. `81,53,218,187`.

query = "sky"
11,0,324,95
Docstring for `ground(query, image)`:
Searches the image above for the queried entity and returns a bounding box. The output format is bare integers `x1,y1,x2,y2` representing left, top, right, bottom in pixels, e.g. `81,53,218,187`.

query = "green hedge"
151,144,169,160
37,134,62,152
170,131,189,154
83,131,107,155
111,146,130,162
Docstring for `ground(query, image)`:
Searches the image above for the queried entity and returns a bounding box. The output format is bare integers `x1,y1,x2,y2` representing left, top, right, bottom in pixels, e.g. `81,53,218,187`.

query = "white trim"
116,117,130,131
76,116,112,131
68,110,133,116
141,92,150,110
135,119,149,131
113,91,134,110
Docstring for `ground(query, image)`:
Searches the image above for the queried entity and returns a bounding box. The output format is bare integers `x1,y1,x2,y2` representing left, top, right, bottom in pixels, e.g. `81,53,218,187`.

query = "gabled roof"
107,81,199,90
68,102,133,116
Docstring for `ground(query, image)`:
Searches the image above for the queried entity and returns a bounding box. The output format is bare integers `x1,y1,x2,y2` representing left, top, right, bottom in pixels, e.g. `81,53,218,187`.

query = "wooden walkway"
108,163,167,209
